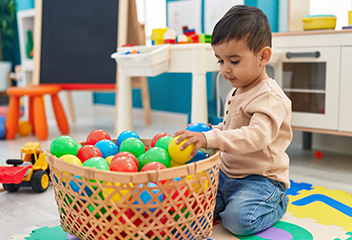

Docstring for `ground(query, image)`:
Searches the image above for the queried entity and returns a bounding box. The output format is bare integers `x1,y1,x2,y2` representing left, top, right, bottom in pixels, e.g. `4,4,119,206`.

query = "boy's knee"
220,209,254,236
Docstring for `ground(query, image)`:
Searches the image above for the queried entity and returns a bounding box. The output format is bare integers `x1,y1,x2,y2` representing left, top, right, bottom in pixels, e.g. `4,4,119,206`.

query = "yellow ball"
18,120,33,136
59,154,82,182
103,182,133,204
105,155,114,165
60,154,82,165
168,136,195,163
186,171,209,194
169,160,185,168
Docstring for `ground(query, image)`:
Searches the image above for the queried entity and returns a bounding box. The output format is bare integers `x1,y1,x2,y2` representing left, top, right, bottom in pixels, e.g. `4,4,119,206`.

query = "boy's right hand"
174,129,207,159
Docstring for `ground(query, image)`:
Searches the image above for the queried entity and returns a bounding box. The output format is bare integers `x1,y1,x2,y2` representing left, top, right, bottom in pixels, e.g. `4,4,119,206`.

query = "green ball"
77,143,82,150
155,136,173,153
119,137,145,158
83,157,110,185
137,153,146,171
83,157,110,171
144,147,171,168
50,135,78,158
88,203,107,218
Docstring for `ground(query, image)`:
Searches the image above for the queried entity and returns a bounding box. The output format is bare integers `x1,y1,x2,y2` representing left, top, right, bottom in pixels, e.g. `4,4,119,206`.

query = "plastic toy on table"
0,142,50,193
150,27,168,45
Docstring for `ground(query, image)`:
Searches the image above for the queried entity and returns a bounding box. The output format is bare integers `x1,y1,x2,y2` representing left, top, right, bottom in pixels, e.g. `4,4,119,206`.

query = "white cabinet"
277,46,340,130
339,46,352,132
273,30,352,133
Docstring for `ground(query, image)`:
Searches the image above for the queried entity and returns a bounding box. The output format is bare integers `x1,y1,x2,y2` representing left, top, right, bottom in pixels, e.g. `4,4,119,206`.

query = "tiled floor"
1,112,352,240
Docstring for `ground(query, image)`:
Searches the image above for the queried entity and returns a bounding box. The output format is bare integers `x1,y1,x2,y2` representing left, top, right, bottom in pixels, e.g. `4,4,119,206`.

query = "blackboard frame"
32,0,142,90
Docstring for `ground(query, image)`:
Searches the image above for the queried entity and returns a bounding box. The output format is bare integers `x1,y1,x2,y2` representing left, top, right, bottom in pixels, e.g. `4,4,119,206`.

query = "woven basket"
47,139,220,240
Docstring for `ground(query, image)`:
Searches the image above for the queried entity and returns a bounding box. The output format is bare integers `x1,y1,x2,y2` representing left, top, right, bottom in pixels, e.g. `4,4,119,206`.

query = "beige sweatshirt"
203,78,292,188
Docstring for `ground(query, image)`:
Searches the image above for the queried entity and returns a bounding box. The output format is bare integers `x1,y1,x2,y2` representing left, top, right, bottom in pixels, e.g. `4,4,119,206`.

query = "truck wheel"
3,184,20,192
31,170,50,193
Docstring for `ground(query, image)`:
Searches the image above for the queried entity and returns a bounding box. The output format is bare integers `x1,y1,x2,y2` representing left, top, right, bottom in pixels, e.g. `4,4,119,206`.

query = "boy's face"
212,39,269,90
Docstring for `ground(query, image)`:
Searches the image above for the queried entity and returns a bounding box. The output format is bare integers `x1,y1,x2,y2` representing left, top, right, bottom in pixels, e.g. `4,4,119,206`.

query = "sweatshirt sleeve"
203,92,289,154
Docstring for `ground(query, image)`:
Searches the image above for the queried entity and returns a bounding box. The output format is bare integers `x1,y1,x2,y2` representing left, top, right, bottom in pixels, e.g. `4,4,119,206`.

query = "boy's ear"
259,46,272,66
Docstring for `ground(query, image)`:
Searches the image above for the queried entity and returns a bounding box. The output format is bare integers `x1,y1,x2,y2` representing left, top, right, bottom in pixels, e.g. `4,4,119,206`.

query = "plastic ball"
69,175,93,197
186,150,208,164
166,177,188,211
186,171,209,194
169,160,185,168
18,120,32,136
109,158,138,172
86,129,111,145
137,153,146,171
77,145,102,163
82,157,109,185
59,154,82,182
143,147,171,168
95,139,119,158
141,162,167,172
60,154,82,166
135,182,164,213
112,152,138,167
102,182,133,204
105,156,114,164
155,136,173,153
0,115,5,139
186,122,211,132
116,130,140,148
168,136,195,163
88,203,107,218
50,135,78,158
151,132,171,148
83,157,110,171
119,138,145,158
141,162,167,184
77,143,82,150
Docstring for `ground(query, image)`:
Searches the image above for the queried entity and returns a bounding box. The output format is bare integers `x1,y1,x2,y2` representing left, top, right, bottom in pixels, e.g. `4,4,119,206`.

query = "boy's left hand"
174,130,207,158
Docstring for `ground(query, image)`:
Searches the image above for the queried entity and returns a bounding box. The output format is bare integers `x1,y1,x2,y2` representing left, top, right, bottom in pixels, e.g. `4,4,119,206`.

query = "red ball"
112,151,138,167
86,129,111,146
141,162,167,184
151,132,171,148
141,162,167,172
109,158,137,172
77,145,102,163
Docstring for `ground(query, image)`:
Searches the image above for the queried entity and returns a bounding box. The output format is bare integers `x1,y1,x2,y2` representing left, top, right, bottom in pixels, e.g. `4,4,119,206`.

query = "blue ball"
186,150,208,164
186,123,211,133
95,139,119,158
69,175,93,198
0,115,6,139
116,130,140,148
134,182,163,213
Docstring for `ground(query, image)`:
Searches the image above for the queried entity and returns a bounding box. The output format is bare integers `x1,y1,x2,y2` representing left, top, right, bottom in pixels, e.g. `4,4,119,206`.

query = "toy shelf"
17,8,35,86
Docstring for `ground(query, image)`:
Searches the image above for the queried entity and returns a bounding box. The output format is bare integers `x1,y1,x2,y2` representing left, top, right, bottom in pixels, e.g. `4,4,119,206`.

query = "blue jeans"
213,169,289,236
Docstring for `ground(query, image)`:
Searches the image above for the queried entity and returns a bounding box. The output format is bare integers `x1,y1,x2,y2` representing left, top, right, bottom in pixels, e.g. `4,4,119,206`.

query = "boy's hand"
174,130,207,158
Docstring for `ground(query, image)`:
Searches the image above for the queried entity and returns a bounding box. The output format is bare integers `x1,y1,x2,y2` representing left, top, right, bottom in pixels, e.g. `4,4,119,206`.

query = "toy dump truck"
0,142,50,193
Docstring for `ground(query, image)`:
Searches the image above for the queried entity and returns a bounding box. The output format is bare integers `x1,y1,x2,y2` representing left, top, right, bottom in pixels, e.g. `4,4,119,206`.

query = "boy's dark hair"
211,5,272,54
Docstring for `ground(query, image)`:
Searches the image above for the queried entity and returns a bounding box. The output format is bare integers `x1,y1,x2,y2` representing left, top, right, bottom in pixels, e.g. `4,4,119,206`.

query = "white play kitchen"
272,29,352,137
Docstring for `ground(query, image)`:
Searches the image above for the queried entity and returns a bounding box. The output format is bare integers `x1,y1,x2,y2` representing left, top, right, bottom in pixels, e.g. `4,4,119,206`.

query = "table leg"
116,66,133,135
51,94,69,135
5,96,20,139
33,95,48,140
191,73,208,124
